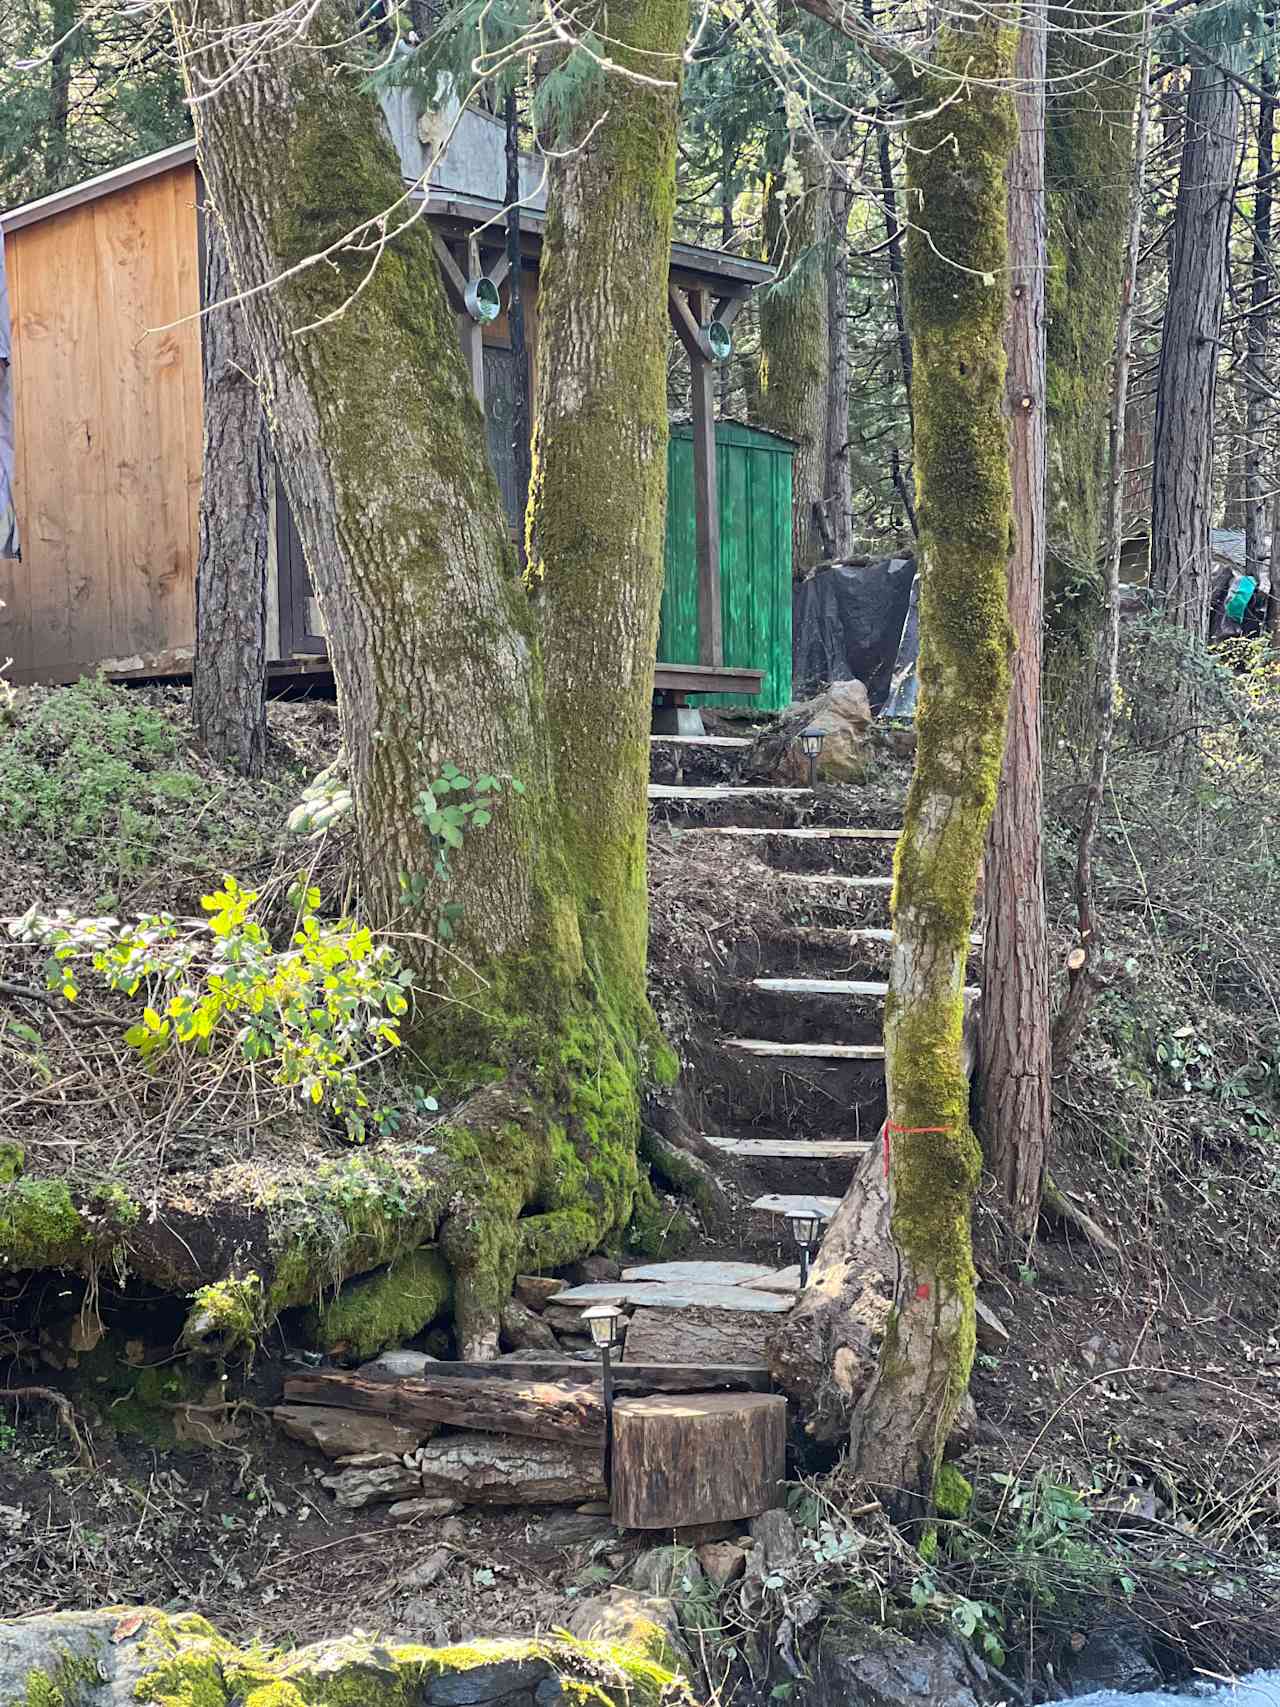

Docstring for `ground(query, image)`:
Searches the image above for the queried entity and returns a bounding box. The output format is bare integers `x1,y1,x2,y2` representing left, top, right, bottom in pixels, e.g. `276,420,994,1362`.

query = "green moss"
299,1246,452,1359
0,1177,139,1273
934,1463,974,1517
626,1176,694,1257
127,1607,687,1707
0,1142,24,1182
21,1645,104,1707
183,1274,265,1355
69,1332,203,1444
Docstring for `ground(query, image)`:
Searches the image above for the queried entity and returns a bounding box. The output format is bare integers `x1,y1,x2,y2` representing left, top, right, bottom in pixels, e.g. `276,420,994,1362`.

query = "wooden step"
649,734,753,749
752,977,981,999
702,1135,870,1160
647,784,807,801
781,873,893,888
845,928,982,945
674,825,899,840
724,1038,886,1060
750,1193,842,1217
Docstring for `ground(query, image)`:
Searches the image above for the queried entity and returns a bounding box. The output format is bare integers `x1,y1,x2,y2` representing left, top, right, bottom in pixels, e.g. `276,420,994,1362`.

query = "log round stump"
610,1391,786,1530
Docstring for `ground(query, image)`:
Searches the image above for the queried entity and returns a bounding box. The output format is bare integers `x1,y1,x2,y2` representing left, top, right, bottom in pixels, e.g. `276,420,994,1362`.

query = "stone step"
724,1037,886,1061
702,1135,870,1160
750,1193,843,1218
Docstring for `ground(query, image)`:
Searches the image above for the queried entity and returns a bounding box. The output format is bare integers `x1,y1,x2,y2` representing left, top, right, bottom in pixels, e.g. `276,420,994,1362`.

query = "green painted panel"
657,422,795,711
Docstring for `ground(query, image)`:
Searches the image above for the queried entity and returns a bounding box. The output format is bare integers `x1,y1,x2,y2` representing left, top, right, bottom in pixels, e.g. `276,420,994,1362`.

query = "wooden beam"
282,1370,604,1446
713,293,749,330
432,234,468,309
349,1357,774,1394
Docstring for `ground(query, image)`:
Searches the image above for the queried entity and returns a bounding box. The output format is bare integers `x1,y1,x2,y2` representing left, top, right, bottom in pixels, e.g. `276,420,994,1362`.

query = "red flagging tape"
882,1120,952,1178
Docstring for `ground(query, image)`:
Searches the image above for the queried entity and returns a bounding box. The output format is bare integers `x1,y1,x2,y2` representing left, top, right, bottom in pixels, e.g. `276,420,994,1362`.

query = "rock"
696,1541,747,1588
779,679,874,784
543,1305,592,1337
577,1501,612,1515
741,1508,799,1612
333,1451,402,1469
803,1631,983,1707
1068,1618,1160,1695
515,1276,563,1312
974,1298,1009,1352
322,1462,422,1509
629,1545,704,1599
423,1658,551,1704
358,1349,438,1381
562,1590,692,1676
566,1256,622,1285
526,1510,617,1559
387,1497,463,1524
273,1403,427,1461
401,1546,454,1589
399,1599,451,1644
501,1297,560,1353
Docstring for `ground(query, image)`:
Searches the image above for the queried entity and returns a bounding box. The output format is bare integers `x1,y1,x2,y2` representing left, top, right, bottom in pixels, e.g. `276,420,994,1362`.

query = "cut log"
623,1305,779,1367
282,1370,604,1446
416,1431,605,1505
271,1403,430,1460
611,1393,786,1529
322,1461,422,1509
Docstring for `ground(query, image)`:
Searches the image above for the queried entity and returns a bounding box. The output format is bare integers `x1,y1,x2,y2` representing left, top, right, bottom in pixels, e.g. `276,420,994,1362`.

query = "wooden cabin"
0,103,789,707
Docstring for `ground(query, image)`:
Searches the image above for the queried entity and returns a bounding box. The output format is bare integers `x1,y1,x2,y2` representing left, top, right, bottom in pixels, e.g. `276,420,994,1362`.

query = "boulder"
500,1297,560,1353
563,1590,691,1676
387,1497,464,1524
566,1256,623,1285
803,1631,985,1707
778,679,874,784
696,1541,747,1588
515,1276,563,1312
974,1298,1009,1353
358,1348,438,1380
1067,1618,1161,1695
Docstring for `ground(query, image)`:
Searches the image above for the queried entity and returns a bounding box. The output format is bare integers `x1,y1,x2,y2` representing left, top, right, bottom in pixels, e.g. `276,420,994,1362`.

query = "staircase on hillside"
647,734,980,1229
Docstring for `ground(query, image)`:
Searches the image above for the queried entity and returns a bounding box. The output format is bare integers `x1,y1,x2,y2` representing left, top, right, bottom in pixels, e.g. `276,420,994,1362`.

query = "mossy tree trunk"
846,14,1017,1513
979,1,1050,1238
529,0,689,1025
1042,0,1139,649
192,209,269,778
758,124,832,571
173,0,684,1355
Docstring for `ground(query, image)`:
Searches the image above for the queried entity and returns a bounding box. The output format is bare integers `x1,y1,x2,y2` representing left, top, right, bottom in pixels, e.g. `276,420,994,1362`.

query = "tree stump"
610,1392,786,1530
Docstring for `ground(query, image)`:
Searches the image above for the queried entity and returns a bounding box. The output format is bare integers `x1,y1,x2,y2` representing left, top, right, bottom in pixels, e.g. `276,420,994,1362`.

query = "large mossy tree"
172,0,687,1356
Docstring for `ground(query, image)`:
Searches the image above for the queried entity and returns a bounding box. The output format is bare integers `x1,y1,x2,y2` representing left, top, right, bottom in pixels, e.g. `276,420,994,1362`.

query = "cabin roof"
0,137,772,294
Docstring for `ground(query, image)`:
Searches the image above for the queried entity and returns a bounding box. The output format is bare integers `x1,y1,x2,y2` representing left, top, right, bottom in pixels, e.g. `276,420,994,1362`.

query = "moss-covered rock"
1,1604,693,1707
298,1246,452,1360
0,1178,139,1275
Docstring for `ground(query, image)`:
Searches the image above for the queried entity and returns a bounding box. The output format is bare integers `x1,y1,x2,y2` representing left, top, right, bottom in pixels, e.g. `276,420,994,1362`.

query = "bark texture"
758,126,832,572
847,15,1017,1512
1245,50,1274,590
1147,58,1241,749
192,210,270,778
979,4,1050,1237
1054,11,1153,1069
1043,0,1138,642
824,154,855,559
529,0,689,1015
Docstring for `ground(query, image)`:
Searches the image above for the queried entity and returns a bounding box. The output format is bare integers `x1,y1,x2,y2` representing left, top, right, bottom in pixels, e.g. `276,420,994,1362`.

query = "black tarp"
792,557,915,710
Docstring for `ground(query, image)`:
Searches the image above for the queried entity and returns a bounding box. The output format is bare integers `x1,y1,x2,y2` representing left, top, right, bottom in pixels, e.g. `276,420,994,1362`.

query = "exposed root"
1041,1173,1119,1253
2,1384,94,1467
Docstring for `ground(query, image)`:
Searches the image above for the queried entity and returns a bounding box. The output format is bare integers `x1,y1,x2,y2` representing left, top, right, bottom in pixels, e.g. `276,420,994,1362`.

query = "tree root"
766,1145,896,1441
639,1121,731,1232
3,1385,94,1467
1041,1175,1119,1253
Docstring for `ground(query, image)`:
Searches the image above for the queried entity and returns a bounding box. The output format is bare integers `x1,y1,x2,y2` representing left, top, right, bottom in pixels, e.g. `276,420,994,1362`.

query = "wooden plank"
350,1357,774,1394
550,1281,791,1313
701,1136,870,1160
676,826,899,840
619,1261,775,1286
612,1392,785,1530
282,1370,605,1446
648,734,752,749
170,164,203,615
753,977,981,999
647,784,806,801
623,1306,778,1368
750,1193,842,1217
653,662,763,694
724,1038,886,1060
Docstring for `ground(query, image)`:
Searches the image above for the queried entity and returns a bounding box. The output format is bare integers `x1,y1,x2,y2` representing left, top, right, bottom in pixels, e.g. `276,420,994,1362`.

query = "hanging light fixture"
700,320,734,363
464,275,502,323
800,725,826,790
786,1207,826,1287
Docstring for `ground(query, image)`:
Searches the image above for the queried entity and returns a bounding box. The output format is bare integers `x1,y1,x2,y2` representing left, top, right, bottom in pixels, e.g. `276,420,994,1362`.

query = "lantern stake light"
800,725,826,790
582,1303,626,1489
786,1208,826,1287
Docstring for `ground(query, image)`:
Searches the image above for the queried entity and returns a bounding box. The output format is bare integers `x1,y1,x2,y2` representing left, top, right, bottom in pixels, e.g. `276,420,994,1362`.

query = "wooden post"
610,1391,786,1529
668,286,722,667
433,235,486,408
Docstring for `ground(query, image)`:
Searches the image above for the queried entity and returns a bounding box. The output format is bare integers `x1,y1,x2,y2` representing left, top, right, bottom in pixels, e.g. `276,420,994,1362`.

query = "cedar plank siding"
1,163,202,684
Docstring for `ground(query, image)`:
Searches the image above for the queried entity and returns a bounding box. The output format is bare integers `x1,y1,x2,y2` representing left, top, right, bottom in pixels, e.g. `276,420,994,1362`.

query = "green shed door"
659,422,794,711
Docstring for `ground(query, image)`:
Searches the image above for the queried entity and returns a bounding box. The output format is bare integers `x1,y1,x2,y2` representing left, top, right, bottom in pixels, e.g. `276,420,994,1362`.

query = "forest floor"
4,672,1280,1689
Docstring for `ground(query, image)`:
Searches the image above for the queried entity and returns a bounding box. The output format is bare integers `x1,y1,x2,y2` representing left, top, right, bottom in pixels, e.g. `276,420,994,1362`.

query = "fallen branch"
1041,1176,1119,1254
